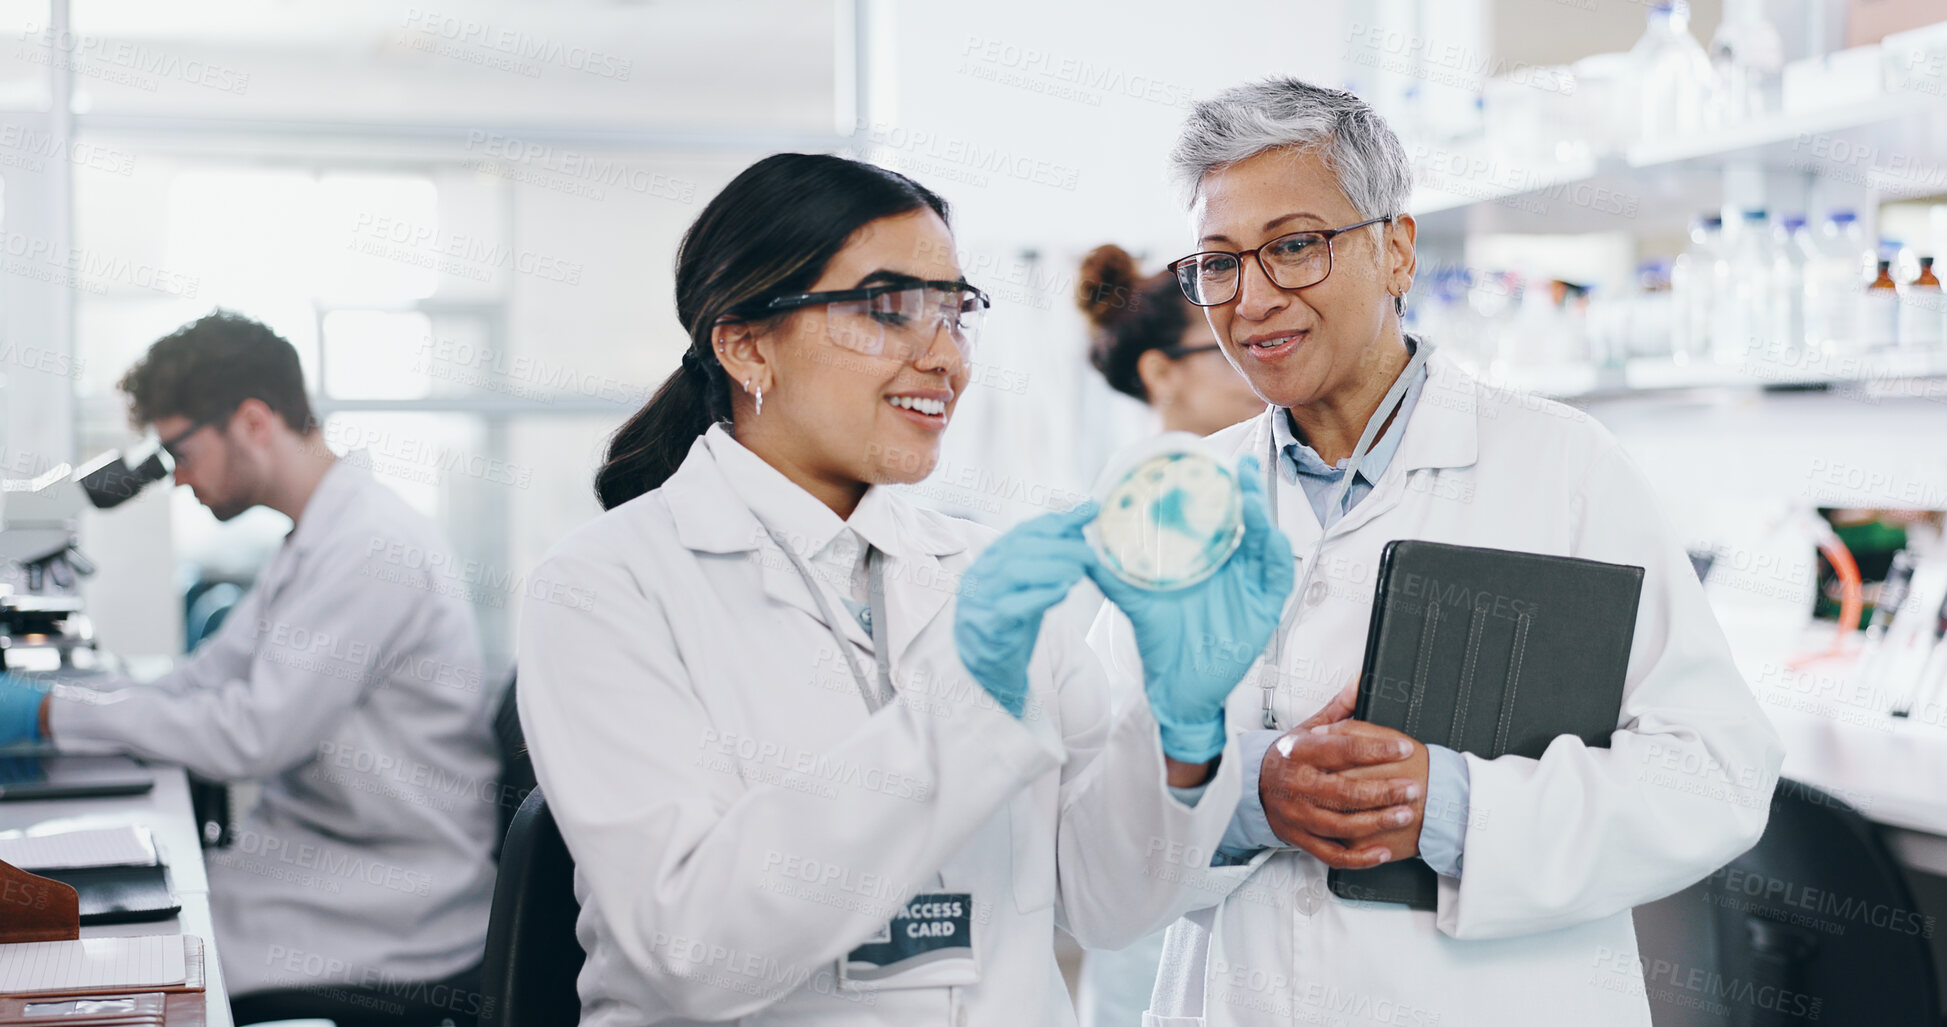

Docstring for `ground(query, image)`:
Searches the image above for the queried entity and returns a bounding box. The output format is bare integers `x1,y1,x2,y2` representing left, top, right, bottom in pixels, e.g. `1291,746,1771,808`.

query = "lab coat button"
1304,579,1328,606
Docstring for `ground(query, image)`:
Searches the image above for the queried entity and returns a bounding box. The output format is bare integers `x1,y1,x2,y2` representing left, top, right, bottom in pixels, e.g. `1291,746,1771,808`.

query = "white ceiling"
0,0,843,135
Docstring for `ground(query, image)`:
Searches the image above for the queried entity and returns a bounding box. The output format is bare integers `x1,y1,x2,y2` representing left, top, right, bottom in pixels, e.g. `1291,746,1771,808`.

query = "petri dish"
1086,433,1244,590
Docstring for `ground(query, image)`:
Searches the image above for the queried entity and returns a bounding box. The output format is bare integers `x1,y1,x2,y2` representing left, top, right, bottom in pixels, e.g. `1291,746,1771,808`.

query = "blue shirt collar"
1270,336,1426,489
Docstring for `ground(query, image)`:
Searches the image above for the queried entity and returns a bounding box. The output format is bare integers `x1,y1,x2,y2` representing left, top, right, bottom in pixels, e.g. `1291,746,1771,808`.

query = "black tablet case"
35,865,180,926
0,756,155,801
1327,539,1645,909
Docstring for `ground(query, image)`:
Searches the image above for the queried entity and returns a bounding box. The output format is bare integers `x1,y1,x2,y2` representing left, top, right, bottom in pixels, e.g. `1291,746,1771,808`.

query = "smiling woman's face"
750,208,971,487
1189,147,1415,410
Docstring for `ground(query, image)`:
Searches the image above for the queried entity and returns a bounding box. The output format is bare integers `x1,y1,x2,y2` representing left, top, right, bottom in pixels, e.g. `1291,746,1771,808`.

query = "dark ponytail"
593,350,721,510
595,153,950,510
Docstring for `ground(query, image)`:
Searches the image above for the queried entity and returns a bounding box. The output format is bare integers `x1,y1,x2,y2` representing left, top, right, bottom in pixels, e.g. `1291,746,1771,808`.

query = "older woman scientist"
1091,78,1785,1027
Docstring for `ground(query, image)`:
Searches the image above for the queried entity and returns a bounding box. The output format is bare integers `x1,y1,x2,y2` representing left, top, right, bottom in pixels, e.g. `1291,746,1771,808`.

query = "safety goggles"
753,278,992,362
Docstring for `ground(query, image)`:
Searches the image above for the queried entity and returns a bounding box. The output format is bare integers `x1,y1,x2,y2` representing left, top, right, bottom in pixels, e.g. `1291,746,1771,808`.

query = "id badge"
839,892,978,990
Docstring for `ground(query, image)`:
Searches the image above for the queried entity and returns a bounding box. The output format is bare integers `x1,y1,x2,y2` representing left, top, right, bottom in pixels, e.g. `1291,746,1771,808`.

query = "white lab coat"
1095,352,1785,1027
49,458,498,995
516,425,1243,1026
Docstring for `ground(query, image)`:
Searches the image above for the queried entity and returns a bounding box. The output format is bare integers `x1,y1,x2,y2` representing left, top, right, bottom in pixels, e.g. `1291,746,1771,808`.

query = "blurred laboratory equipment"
1768,214,1807,361
1898,255,1943,349
1627,260,1676,361
1863,252,1902,348
1802,211,1868,354
1857,547,1917,696
0,465,100,673
1708,0,1786,123
1481,68,1581,163
1671,214,1723,364
1629,1,1716,140
1718,209,1775,365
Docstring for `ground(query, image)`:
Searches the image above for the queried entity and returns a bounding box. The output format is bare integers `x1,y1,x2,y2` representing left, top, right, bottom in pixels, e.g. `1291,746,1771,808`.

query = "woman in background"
1078,243,1265,439
1072,245,1268,1027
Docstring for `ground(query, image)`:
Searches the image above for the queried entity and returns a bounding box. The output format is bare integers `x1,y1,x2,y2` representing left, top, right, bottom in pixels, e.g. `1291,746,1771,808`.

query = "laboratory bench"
1738,620,1947,871
0,762,234,1027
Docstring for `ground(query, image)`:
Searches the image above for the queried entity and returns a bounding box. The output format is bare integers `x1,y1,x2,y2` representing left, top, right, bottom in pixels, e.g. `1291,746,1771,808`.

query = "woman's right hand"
953,502,1099,718
0,673,49,747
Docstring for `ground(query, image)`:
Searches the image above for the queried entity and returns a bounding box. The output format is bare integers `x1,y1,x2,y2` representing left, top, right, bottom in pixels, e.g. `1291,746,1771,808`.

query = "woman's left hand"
1088,456,1296,763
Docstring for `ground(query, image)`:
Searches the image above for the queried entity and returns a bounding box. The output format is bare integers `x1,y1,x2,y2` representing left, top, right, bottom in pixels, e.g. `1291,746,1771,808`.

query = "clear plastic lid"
1085,432,1245,591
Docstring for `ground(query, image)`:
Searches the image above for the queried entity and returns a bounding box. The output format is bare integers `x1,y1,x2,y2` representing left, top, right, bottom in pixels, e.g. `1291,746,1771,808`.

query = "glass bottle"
1717,209,1773,365
1709,0,1784,124
1863,256,1901,348
1629,2,1715,140
1630,259,1674,361
1769,215,1807,361
1802,211,1865,353
1707,213,1742,364
1670,214,1722,363
1899,256,1943,350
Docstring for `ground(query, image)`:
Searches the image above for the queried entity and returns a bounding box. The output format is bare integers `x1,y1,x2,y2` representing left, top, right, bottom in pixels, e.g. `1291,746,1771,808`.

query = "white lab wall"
57,0,1939,682
66,0,1368,665
498,155,751,652
55,1,838,131
873,0,1351,522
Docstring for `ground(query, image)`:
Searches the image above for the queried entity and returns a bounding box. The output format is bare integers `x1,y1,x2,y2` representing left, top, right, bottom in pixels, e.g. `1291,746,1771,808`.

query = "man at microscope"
0,311,499,1009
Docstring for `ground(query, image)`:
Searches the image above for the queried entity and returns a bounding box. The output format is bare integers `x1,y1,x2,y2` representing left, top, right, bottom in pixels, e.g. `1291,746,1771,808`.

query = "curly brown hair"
118,310,315,434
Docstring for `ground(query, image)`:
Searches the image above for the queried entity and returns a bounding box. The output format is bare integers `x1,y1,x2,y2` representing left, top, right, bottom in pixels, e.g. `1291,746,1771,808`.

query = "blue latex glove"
954,502,1099,719
0,674,49,747
1087,455,1294,763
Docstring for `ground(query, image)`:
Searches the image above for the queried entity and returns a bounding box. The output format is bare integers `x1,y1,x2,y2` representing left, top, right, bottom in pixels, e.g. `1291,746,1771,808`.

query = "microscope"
0,442,170,674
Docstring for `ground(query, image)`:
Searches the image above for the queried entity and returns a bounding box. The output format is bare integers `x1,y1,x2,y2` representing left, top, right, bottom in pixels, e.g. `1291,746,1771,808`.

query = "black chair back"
231,963,483,1026
1637,778,1937,1026
479,787,583,1025
492,674,534,860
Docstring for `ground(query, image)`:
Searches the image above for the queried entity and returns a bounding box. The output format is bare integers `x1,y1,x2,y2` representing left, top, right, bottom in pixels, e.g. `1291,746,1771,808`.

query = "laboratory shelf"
1621,90,1944,177
1409,151,1603,219
1412,84,1947,238
1467,361,1610,401
1625,347,1947,392
1464,348,1947,403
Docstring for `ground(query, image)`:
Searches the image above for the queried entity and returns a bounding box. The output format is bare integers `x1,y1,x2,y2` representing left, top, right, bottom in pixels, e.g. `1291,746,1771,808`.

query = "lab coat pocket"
1007,776,1057,913
1140,1015,1204,1026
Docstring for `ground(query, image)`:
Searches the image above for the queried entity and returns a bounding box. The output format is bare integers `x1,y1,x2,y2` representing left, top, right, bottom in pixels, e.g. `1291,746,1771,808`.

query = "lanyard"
1259,341,1432,730
772,533,945,896
770,532,895,714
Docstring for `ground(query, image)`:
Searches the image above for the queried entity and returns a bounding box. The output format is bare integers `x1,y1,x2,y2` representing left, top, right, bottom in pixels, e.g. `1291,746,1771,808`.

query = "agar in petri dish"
1091,446,1243,589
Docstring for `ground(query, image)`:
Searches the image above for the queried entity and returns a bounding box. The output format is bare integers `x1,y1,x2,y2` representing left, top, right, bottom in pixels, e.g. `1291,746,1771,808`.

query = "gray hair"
1169,77,1411,221
1170,78,1412,315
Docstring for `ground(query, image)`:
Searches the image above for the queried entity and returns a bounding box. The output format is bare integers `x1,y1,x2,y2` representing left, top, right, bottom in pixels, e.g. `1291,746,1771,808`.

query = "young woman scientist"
515,153,1297,1026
